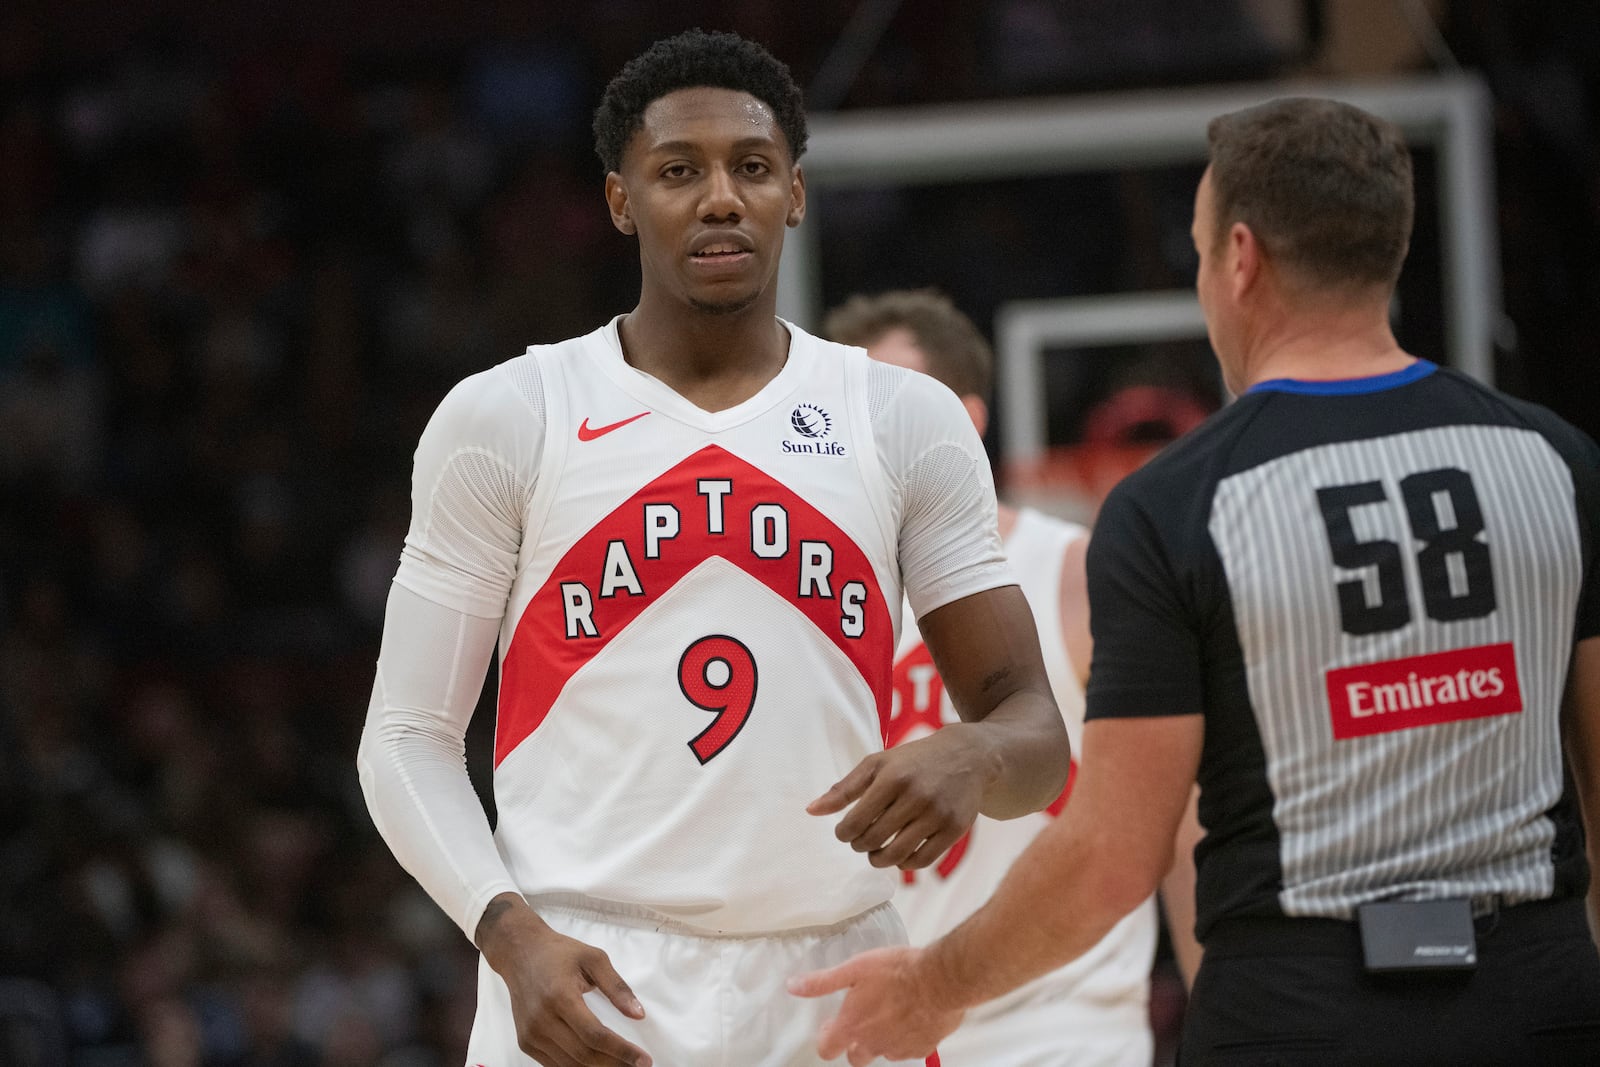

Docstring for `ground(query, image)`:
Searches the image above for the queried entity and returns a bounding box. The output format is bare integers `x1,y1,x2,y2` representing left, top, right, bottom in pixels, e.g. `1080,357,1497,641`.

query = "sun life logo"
790,403,832,439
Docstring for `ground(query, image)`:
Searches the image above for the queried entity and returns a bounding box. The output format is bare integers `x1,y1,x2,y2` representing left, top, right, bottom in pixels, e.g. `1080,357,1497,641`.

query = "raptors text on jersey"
499,443,890,765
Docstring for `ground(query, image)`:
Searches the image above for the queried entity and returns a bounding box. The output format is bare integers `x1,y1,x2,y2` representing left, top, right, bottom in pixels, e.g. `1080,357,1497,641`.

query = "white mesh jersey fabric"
865,355,905,423
888,511,1156,1058
865,364,1011,621
393,365,542,619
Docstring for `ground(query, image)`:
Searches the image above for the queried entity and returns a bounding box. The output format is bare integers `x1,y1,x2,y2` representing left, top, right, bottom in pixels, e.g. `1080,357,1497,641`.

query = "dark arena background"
3,2,1598,1064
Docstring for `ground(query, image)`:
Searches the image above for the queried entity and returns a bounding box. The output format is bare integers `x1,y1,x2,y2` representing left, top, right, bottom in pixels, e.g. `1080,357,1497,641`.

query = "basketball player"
794,98,1600,1065
823,289,1162,1067
356,30,1070,1067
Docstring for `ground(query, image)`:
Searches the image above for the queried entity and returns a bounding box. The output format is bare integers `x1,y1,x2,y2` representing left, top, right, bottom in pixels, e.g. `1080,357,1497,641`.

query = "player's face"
607,87,806,315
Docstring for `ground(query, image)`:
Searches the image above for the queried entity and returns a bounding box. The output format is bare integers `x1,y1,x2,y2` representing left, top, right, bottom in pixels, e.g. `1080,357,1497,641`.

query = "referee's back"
1083,96,1600,1065
1094,360,1600,937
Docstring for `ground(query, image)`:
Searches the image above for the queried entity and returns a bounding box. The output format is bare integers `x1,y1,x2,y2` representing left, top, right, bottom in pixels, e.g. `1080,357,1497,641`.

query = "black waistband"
1204,897,1585,959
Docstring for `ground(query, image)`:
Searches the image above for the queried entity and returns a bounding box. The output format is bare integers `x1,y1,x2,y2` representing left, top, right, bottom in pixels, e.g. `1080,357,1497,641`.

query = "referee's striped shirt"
1086,361,1600,938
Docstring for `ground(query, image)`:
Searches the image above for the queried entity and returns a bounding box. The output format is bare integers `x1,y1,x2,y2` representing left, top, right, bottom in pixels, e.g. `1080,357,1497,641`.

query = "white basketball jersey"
410,318,1011,935
890,508,1158,1022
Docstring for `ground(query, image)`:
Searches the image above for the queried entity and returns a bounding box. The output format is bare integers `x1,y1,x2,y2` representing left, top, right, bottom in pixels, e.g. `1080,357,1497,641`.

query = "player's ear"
606,172,636,236
786,163,806,228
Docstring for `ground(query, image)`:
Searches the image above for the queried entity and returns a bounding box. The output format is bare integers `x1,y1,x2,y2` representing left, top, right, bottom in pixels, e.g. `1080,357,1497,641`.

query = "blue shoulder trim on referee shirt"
1247,360,1438,396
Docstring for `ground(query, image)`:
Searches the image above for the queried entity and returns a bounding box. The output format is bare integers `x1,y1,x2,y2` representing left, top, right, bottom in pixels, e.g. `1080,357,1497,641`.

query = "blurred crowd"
1,3,1597,1065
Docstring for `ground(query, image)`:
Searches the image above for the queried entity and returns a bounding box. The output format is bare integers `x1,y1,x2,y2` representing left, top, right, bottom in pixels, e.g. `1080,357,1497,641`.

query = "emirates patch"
1325,642,1522,740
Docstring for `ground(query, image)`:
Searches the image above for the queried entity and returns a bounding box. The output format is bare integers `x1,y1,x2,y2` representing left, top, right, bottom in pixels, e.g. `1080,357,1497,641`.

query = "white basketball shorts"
465,893,935,1067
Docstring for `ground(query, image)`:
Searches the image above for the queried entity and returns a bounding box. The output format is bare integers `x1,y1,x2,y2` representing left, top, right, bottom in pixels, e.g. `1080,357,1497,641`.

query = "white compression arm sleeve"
357,582,521,940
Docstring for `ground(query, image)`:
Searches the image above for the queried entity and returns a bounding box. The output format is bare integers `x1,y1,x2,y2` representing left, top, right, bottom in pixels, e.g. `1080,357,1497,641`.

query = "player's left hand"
787,946,965,1065
807,724,998,868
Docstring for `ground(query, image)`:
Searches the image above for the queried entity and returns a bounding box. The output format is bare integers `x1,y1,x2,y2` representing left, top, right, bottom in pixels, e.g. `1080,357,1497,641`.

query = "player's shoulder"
455,323,613,402
431,357,534,433
786,319,913,402
863,354,970,422
425,326,608,443
782,318,963,413
786,317,866,365
507,320,615,376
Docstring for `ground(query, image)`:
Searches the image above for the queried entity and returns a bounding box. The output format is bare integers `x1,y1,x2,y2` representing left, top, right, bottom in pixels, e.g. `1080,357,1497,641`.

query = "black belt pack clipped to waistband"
1356,898,1477,973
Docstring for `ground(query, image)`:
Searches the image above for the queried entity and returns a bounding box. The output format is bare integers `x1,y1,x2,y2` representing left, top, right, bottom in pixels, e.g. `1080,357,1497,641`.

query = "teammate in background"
795,97,1600,1065
824,288,1160,1067
356,30,1070,1067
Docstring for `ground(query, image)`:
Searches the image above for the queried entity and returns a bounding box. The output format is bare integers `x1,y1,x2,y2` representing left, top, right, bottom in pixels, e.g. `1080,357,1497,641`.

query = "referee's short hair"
824,289,993,401
1207,97,1414,292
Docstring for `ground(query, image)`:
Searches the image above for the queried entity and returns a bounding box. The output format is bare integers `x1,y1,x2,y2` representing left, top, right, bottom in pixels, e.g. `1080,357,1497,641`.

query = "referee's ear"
1227,221,1265,302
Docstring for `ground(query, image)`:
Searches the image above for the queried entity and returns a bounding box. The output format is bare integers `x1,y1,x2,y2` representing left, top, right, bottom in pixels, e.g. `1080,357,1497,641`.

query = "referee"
794,97,1600,1066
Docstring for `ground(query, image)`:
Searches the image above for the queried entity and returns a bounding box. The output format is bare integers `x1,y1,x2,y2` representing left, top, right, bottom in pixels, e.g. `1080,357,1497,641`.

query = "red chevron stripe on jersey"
495,444,894,766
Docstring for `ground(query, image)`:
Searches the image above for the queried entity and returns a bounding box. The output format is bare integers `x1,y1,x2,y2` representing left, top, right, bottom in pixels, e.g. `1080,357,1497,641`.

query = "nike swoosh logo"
577,411,650,441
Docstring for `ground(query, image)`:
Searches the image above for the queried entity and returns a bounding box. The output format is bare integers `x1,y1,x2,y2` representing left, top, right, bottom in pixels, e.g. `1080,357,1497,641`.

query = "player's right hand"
808,723,997,870
475,893,652,1067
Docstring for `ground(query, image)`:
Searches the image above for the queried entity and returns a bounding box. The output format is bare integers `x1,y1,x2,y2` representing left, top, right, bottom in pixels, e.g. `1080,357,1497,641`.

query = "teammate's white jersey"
890,509,1156,1065
388,317,1011,935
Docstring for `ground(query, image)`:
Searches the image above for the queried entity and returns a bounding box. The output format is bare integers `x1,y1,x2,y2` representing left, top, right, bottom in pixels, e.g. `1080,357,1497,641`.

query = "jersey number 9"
679,635,757,763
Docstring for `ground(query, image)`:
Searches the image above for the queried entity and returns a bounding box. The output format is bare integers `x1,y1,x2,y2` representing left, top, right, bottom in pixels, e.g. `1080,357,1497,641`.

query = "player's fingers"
883,819,963,870
831,783,900,846
519,1026,586,1067
843,793,926,854
863,808,946,868
525,1042,582,1067
570,1006,653,1067
848,1044,877,1067
560,991,652,1067
532,1002,646,1067
893,828,953,871
583,952,646,1020
807,757,879,816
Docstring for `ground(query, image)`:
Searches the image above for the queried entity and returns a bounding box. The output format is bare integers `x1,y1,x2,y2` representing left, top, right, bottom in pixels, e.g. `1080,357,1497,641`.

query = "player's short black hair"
592,29,808,174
